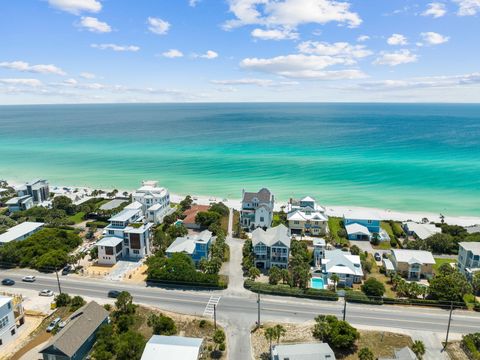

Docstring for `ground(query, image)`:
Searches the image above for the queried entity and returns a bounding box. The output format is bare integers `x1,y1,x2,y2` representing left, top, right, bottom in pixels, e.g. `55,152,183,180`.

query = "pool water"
311,277,325,289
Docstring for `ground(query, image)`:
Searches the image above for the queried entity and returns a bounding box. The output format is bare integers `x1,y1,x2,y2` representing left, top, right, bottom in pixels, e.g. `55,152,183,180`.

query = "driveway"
349,240,375,254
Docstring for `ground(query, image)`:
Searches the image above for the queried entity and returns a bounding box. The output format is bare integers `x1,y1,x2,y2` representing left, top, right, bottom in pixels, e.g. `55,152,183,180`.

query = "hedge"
147,275,228,289
474,303,480,312
345,291,383,305
244,280,338,301
383,297,466,309
462,333,480,360
86,221,109,228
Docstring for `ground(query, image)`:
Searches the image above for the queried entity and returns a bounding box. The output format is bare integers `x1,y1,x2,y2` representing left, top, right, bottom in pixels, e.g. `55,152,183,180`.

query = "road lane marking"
203,296,221,318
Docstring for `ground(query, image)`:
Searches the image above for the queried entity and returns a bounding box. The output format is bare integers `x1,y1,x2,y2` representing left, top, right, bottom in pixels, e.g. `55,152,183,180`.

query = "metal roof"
141,335,203,360
0,221,44,244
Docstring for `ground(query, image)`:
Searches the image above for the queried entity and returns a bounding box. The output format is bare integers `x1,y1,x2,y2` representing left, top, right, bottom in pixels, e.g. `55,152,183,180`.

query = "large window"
105,247,114,255
130,234,141,249
0,315,9,331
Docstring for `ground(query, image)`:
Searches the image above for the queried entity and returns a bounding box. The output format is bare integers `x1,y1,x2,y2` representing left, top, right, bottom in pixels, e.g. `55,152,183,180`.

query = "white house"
141,335,204,360
252,224,290,270
457,242,480,282
286,196,328,236
97,208,152,265
345,223,372,241
132,180,172,224
403,222,441,240
6,195,33,213
0,222,44,245
16,179,50,203
0,296,18,348
240,188,274,230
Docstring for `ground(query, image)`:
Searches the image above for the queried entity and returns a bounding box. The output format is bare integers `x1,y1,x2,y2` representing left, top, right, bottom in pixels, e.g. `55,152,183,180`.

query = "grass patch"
433,258,457,274
220,214,229,234
328,217,348,245
67,211,85,224
373,241,392,250
342,330,413,359
381,221,395,239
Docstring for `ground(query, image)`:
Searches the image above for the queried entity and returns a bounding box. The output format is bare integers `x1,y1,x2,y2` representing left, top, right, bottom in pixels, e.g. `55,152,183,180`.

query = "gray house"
40,302,109,360
252,224,290,270
240,188,274,230
271,342,335,360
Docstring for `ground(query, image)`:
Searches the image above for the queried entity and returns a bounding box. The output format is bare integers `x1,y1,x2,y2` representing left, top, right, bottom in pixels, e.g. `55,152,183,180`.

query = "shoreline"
6,179,480,227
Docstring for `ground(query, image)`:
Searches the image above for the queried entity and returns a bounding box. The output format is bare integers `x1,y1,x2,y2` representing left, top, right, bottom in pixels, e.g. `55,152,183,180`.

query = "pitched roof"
287,209,327,222
345,223,371,236
40,302,109,358
403,222,441,240
272,342,335,360
182,204,210,224
166,230,213,255
252,224,290,248
0,221,44,244
141,335,204,360
343,209,381,221
466,225,480,234
391,249,435,265
324,249,363,277
459,242,480,254
242,188,273,203
96,236,123,247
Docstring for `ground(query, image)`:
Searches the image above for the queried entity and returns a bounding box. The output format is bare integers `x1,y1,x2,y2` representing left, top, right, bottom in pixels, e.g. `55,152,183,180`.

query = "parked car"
22,275,36,282
374,252,381,261
62,265,72,275
39,289,54,297
107,290,121,298
1,278,15,286
58,321,67,329
46,317,61,332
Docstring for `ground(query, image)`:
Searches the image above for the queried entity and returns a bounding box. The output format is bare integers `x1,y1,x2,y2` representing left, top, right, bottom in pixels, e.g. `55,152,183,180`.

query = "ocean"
0,103,479,216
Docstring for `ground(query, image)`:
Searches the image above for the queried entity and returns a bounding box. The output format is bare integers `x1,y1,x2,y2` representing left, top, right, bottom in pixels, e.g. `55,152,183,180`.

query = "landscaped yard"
67,211,85,224
433,258,457,274
373,241,392,250
328,217,348,245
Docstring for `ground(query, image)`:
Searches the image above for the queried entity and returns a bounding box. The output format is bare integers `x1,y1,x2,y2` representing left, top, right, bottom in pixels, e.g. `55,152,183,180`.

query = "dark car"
108,290,121,298
1,278,15,286
374,252,382,261
61,265,72,275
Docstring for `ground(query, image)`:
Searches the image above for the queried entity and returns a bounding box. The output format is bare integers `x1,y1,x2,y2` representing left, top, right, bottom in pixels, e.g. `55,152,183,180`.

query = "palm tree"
330,274,340,291
249,267,261,281
273,324,286,344
280,269,290,284
411,340,425,359
264,327,276,357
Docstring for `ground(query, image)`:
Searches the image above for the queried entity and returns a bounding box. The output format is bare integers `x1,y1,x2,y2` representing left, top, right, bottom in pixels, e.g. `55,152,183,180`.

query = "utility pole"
342,297,347,321
444,301,454,350
55,267,62,294
213,304,217,331
257,293,261,329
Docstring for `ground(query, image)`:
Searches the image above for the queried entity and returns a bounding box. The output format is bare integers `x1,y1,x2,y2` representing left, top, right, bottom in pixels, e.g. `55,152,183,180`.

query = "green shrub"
345,291,383,305
462,333,480,360
55,293,71,307
219,343,226,351
244,280,338,301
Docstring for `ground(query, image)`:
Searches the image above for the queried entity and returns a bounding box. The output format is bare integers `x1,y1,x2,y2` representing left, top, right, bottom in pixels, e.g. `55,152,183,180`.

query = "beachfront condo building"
312,240,363,288
131,180,172,225
166,230,214,265
457,242,480,282
286,196,328,236
97,208,153,265
240,188,274,230
252,224,290,270
16,179,50,203
391,249,435,280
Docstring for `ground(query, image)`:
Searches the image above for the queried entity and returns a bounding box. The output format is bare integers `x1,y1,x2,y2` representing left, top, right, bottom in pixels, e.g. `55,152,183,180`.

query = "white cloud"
147,17,170,35
357,35,370,42
199,50,219,59
0,61,66,75
420,32,449,45
79,17,111,33
91,43,140,52
454,0,480,15
63,78,78,85
48,0,101,15
162,49,184,58
224,0,362,35
240,54,366,79
297,41,372,59
189,0,200,6
374,49,418,66
80,72,96,79
211,78,274,86
0,78,43,87
387,33,408,46
422,3,447,17
358,72,480,91
251,28,299,40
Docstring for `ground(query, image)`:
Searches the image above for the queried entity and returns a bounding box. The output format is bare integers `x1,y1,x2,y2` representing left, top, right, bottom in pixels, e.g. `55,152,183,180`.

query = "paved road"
2,269,480,359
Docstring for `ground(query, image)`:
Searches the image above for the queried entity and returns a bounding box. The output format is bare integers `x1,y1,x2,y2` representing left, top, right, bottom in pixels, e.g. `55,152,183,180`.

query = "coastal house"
252,224,290,270
132,180,172,224
166,230,214,265
312,245,363,287
457,242,480,282
271,342,336,360
181,204,210,230
16,179,50,204
286,196,328,236
343,210,384,241
240,188,274,231
97,208,153,265
391,249,435,280
403,222,441,240
141,335,204,360
5,195,33,213
0,296,19,348
466,225,480,235
0,221,44,245
39,302,109,360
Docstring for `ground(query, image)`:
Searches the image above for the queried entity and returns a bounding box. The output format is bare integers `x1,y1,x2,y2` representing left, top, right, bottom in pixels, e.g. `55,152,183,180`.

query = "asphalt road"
2,268,480,360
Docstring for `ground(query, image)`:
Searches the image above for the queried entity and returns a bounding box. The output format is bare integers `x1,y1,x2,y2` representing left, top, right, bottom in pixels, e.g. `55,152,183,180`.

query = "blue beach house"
343,210,381,240
166,230,213,265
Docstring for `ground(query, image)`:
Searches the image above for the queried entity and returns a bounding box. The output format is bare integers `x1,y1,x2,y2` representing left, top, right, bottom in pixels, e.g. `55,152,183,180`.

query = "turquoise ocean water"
0,103,479,216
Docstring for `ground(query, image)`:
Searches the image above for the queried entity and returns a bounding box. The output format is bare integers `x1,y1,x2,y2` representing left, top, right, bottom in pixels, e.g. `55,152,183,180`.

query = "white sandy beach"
6,180,480,227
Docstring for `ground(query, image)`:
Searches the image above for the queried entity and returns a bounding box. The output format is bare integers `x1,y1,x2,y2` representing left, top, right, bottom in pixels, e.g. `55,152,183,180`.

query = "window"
294,221,300,225
260,217,264,222
130,233,141,249
0,315,9,330
105,247,114,255
133,250,140,254
108,230,114,235
11,328,15,336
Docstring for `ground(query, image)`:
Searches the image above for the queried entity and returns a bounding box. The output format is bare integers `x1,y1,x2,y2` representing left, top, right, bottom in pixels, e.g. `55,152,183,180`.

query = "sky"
1,0,480,104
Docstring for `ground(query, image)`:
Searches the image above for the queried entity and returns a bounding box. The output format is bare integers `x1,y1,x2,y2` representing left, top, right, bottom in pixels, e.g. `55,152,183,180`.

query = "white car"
39,289,54,297
22,275,36,282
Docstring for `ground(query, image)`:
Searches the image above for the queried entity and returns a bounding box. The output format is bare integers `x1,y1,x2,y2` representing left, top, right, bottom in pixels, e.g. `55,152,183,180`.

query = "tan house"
391,249,435,280
286,196,328,236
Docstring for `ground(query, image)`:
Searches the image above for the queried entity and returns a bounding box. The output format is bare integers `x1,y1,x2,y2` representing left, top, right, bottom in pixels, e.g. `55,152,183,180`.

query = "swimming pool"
311,277,325,289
